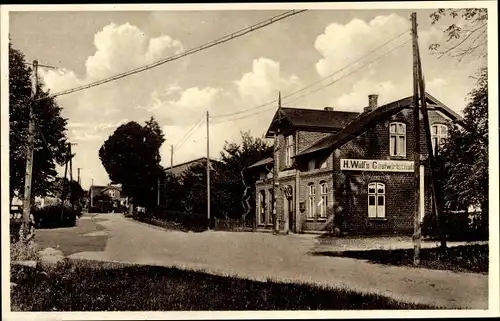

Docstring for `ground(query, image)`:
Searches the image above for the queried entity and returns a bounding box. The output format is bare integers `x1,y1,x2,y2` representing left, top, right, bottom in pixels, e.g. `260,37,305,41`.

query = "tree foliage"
429,8,488,63
9,43,68,203
436,67,488,226
159,132,272,220
99,117,165,208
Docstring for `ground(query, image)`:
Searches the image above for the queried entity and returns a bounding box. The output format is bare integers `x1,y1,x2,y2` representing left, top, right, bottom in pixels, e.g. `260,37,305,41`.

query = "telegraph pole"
416,47,446,251
170,144,174,171
69,143,74,210
157,177,161,206
77,168,82,185
206,111,211,225
60,143,70,221
411,12,421,265
21,60,38,242
272,92,282,234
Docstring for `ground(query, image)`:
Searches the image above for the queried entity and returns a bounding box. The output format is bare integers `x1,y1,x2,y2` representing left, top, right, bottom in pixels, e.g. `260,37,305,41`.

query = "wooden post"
69,143,74,210
21,60,38,242
157,177,160,206
60,143,69,221
411,12,421,266
272,92,282,234
416,49,446,250
170,144,174,171
206,111,211,225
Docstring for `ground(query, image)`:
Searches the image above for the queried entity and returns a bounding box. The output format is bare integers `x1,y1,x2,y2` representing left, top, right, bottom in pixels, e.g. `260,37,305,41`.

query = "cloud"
235,57,302,105
85,23,184,80
315,14,410,78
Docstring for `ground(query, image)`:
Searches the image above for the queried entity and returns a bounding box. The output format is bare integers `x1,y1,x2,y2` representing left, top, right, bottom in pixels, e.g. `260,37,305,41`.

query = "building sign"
340,159,414,172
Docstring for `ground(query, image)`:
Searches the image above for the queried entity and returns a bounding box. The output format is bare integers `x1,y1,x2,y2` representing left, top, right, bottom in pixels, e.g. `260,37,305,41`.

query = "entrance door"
283,185,294,233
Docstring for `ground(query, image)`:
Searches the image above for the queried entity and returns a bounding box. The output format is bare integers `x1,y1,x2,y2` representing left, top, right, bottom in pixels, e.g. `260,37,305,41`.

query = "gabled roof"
265,107,359,138
295,92,463,158
247,157,273,169
167,157,219,176
102,185,122,193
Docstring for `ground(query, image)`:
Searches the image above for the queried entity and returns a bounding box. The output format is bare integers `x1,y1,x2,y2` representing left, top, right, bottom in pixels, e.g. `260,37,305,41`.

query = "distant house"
90,184,129,209
167,157,218,176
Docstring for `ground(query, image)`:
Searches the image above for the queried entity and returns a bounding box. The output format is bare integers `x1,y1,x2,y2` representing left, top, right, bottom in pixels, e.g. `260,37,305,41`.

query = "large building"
248,93,462,235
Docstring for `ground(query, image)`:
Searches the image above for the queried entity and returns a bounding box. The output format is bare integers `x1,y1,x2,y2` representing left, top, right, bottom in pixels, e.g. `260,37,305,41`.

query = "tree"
178,162,211,215
429,9,487,63
212,132,273,220
52,177,85,207
436,67,488,232
9,43,68,205
99,117,165,208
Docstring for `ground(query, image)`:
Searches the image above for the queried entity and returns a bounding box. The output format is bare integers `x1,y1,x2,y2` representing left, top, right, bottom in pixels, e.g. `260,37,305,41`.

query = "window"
308,158,328,171
285,135,294,167
258,190,266,225
368,182,385,218
319,182,328,218
389,122,406,157
307,183,316,219
431,124,448,154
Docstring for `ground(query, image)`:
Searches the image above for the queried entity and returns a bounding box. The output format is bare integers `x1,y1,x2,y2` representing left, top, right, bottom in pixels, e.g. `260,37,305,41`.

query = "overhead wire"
173,114,205,151
211,29,409,120
37,10,307,101
211,37,412,124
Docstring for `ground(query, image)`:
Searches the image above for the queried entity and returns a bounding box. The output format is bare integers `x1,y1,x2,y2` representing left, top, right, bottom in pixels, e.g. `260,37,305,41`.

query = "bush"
137,206,209,232
422,210,487,241
32,205,79,228
10,241,40,261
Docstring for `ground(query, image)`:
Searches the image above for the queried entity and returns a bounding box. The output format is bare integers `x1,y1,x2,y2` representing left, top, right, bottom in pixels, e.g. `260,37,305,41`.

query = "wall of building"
256,106,452,234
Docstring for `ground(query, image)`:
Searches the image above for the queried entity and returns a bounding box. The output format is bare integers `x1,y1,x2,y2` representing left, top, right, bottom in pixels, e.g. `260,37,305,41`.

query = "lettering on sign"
340,159,414,172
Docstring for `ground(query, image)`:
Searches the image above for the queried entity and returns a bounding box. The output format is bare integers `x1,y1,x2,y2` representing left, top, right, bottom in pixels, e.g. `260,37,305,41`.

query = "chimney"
364,94,378,112
324,107,334,111
368,94,378,110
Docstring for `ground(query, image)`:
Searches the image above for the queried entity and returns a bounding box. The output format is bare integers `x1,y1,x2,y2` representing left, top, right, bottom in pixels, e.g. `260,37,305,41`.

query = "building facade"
249,93,462,235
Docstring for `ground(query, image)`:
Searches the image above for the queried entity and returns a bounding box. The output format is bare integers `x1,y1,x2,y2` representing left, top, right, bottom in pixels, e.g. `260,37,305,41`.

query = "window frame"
389,122,406,157
319,181,328,219
258,190,266,225
285,134,294,167
367,182,386,219
431,123,448,154
307,183,316,219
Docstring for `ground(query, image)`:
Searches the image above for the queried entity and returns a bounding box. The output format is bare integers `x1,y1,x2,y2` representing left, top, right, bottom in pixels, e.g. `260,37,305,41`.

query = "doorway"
283,185,294,233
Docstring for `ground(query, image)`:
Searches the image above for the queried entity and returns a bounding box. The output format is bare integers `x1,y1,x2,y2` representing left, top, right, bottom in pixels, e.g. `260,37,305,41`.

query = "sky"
8,6,486,190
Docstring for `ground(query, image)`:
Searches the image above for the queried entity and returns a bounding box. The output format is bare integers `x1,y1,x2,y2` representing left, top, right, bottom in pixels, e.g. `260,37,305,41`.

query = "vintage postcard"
1,2,498,320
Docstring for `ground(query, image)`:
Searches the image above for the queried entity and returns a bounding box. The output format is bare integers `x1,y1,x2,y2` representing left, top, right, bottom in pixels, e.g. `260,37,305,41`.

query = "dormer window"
389,122,406,157
431,124,448,154
285,134,294,167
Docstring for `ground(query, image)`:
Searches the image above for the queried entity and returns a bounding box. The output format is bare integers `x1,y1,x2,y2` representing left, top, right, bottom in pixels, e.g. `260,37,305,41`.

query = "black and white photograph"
1,2,498,319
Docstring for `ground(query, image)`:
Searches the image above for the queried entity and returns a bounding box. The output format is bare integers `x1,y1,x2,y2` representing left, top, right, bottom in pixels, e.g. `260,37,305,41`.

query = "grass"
314,244,488,274
10,259,437,311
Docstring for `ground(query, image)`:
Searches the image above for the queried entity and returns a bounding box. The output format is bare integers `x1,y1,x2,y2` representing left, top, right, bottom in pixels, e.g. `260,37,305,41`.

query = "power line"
284,39,411,105
211,29,409,120
38,10,307,101
173,114,205,151
211,38,411,124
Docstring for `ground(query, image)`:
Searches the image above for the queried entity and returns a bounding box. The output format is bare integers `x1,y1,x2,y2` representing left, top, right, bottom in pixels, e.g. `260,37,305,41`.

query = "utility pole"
272,92,282,234
416,47,446,251
77,168,82,185
411,12,421,266
21,60,38,242
170,144,174,171
69,143,74,210
206,111,211,225
60,143,70,221
90,178,94,210
157,177,161,206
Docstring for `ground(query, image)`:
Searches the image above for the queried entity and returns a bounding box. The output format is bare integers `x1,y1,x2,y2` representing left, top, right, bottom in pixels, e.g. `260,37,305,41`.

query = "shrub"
140,206,209,232
10,241,40,261
422,210,487,241
32,205,79,228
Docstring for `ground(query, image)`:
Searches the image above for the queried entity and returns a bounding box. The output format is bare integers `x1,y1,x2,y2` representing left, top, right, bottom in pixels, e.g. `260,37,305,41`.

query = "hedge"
32,205,81,228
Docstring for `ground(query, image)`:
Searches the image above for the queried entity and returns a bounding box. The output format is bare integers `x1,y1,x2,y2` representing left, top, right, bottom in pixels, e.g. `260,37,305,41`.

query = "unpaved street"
40,213,489,309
